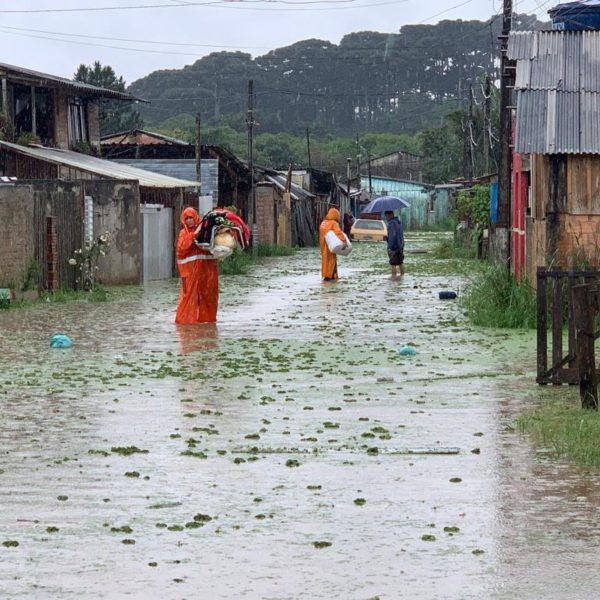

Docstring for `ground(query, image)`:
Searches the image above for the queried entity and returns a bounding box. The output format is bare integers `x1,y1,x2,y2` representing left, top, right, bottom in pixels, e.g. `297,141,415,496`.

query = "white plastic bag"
325,230,352,256
211,245,233,260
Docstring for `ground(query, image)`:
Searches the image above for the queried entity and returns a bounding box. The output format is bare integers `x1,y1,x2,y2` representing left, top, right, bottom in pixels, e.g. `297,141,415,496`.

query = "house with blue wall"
360,176,449,229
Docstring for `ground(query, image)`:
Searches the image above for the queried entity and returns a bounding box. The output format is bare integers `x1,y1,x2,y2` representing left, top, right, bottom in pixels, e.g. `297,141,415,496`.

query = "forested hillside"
130,13,545,137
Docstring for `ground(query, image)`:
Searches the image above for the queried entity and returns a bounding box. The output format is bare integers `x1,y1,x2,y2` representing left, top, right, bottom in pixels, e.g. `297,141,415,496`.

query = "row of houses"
0,60,450,293
507,4,600,282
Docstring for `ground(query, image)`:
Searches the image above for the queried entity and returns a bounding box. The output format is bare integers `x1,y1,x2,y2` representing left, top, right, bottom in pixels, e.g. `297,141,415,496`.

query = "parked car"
350,218,388,242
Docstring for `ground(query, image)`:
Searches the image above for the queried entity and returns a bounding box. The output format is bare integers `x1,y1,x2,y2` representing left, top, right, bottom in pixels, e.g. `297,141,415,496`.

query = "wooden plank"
551,267,563,384
568,272,577,367
537,267,548,380
573,284,598,409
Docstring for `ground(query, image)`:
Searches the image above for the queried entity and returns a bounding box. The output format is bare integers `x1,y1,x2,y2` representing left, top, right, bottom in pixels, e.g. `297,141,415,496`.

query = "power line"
0,0,406,14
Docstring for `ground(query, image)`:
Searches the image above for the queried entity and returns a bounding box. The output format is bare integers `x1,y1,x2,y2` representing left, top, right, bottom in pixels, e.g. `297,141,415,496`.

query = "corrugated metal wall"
114,159,219,202
360,176,449,229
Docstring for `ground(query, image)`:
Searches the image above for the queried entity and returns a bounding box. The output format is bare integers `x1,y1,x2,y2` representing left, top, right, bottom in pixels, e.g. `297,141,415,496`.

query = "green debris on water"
449,477,462,483
124,471,140,478
354,498,366,506
313,541,332,549
57,495,68,501
2,540,19,547
421,534,436,542
46,526,59,533
285,459,301,467
111,525,133,534
111,446,149,456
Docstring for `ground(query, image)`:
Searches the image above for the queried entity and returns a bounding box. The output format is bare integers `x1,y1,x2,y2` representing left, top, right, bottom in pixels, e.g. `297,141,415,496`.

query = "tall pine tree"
74,61,143,136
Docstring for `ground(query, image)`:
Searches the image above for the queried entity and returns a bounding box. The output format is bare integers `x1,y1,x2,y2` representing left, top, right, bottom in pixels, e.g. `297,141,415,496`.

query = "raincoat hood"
325,207,340,221
181,207,201,230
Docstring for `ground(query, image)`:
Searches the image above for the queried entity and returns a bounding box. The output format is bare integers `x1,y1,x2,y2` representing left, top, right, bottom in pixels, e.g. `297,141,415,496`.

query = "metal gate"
141,204,173,281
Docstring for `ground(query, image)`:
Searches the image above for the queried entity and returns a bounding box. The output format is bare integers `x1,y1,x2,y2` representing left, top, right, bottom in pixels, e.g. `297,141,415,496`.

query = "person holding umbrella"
362,196,410,279
384,210,405,278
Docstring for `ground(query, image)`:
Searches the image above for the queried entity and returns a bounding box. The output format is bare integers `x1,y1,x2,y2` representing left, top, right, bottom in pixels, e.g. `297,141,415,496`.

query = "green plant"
462,263,536,328
517,396,600,465
218,248,252,275
457,185,490,232
22,258,40,291
433,235,476,260
0,111,14,142
16,132,38,146
71,141,100,156
69,231,112,291
256,243,297,257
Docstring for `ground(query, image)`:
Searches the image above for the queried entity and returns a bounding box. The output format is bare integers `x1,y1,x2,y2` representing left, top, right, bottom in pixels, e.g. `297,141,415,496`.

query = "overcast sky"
0,0,545,84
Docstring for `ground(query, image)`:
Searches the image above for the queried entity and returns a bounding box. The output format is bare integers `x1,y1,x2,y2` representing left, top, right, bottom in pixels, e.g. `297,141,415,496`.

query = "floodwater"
1,233,599,600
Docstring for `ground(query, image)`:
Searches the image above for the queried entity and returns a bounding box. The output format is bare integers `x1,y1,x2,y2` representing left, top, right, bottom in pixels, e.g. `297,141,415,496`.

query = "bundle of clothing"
195,209,251,251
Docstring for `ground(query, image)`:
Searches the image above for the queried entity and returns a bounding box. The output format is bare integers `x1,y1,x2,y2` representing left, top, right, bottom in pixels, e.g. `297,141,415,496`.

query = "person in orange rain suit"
318,207,348,281
175,207,219,324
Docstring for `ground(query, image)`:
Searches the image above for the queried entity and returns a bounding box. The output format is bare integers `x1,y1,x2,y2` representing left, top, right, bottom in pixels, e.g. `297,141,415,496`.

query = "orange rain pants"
175,207,219,324
319,207,347,280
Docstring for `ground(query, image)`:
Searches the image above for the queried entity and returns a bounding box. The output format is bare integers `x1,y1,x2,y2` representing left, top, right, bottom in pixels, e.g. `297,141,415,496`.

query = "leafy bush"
218,248,252,275
462,263,536,328
457,185,490,232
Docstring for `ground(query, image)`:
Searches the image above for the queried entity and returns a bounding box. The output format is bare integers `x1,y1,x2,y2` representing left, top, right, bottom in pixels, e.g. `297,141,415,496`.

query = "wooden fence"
537,267,600,408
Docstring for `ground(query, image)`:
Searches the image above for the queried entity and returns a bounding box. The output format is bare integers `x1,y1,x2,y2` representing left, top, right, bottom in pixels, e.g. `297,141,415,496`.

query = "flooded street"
1,232,600,600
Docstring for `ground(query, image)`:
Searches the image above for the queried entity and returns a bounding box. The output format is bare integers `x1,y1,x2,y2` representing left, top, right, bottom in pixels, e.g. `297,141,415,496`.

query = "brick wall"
557,214,600,267
87,102,100,148
0,184,35,287
256,184,275,245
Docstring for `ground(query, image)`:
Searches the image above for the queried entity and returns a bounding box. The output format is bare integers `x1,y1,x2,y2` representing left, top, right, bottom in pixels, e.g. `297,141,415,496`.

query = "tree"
74,61,143,136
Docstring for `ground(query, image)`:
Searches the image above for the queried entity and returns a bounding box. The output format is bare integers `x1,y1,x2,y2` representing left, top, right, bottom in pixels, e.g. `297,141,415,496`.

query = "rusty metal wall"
32,182,83,290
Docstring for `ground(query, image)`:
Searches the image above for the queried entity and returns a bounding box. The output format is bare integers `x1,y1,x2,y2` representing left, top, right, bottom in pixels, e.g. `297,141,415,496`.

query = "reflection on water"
0,237,598,599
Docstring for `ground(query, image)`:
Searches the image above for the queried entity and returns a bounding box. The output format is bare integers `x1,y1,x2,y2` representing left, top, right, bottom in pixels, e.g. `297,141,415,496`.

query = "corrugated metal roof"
114,159,218,199
0,141,198,188
510,30,600,153
0,62,143,102
263,174,314,202
100,129,189,145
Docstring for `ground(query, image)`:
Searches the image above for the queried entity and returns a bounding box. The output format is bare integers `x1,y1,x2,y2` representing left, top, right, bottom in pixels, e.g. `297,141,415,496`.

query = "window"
68,97,88,145
354,220,385,230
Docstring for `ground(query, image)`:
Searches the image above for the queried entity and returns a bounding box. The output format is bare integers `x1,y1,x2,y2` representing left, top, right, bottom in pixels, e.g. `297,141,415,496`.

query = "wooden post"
551,267,563,384
568,271,577,368
537,267,548,382
31,86,36,138
195,113,202,202
573,284,598,409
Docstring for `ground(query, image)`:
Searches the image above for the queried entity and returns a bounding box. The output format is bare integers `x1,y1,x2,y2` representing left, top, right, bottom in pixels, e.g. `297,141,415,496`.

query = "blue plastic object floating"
50,334,73,349
398,345,417,356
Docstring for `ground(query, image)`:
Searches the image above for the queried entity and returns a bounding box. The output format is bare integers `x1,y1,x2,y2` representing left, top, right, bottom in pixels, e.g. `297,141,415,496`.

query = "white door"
141,204,173,281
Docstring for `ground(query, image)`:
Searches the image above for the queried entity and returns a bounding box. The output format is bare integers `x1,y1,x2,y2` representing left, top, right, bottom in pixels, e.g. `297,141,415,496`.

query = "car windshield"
354,220,385,230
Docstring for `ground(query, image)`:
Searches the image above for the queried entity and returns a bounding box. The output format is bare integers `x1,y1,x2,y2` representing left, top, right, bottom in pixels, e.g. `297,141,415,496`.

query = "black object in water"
439,291,457,300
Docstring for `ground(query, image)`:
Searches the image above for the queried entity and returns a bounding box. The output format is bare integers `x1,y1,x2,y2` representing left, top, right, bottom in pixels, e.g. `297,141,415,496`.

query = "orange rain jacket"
175,207,219,324
318,207,347,280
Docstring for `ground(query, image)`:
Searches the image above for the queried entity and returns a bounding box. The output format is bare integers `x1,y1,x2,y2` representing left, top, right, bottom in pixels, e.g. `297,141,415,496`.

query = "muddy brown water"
1,233,599,599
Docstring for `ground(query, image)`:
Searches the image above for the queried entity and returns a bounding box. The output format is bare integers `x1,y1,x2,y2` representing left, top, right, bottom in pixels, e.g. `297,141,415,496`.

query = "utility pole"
483,75,491,176
195,113,202,207
495,0,514,264
306,127,312,169
247,80,257,255
368,151,373,200
345,158,352,217
462,85,474,182
468,84,474,181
